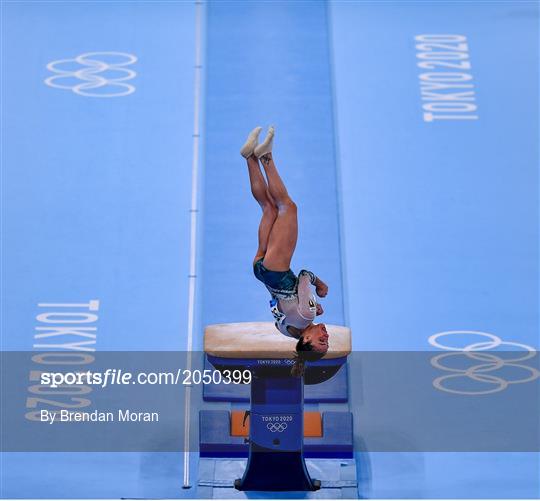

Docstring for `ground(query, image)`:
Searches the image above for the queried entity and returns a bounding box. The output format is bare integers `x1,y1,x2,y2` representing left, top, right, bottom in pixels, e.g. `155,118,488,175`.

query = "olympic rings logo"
428,331,539,395
44,52,137,97
267,422,288,432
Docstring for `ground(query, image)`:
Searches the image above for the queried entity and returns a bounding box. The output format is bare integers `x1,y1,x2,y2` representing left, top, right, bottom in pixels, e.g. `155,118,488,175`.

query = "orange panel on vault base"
230,410,322,437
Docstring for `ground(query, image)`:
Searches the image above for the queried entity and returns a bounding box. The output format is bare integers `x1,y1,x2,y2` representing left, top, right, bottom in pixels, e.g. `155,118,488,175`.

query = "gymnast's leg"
246,154,278,263
255,128,298,272
241,126,278,263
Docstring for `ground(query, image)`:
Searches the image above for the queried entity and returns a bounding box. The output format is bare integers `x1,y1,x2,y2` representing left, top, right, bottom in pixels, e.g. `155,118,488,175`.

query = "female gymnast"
240,126,329,376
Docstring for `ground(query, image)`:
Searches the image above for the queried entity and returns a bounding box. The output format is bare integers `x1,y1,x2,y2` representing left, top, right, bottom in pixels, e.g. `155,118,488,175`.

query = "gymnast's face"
303,323,329,353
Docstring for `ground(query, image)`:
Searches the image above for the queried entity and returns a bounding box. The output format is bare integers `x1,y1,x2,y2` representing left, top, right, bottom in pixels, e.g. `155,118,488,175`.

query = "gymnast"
240,126,329,375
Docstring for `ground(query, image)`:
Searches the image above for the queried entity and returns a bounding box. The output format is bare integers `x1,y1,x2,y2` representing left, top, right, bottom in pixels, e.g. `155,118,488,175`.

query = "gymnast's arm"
299,269,328,298
298,270,325,294
314,276,328,298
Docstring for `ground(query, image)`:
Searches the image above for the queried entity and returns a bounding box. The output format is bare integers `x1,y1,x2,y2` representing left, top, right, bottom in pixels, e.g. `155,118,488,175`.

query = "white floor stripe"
183,0,204,489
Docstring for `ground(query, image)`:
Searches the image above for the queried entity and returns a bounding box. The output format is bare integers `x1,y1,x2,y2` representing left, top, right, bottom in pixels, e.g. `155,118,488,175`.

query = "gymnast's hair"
291,337,325,377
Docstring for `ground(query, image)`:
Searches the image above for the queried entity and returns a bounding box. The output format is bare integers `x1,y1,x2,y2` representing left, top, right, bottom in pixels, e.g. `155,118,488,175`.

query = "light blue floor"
202,0,344,328
330,0,538,352
331,0,539,498
1,0,539,498
2,1,197,498
2,0,196,352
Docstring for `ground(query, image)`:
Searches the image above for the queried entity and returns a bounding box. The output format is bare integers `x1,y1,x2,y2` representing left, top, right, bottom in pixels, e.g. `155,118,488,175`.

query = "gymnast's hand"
315,279,328,298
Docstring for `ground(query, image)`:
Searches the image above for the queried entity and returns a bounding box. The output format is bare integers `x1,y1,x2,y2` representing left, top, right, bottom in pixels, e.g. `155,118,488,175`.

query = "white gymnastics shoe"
254,126,274,159
240,126,262,158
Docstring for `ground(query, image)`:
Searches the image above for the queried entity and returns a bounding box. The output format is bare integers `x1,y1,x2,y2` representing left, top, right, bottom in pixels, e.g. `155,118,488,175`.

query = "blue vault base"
198,458,358,499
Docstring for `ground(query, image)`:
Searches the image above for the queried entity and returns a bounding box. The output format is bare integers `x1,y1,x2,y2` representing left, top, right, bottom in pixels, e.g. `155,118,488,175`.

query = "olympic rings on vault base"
266,422,288,433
